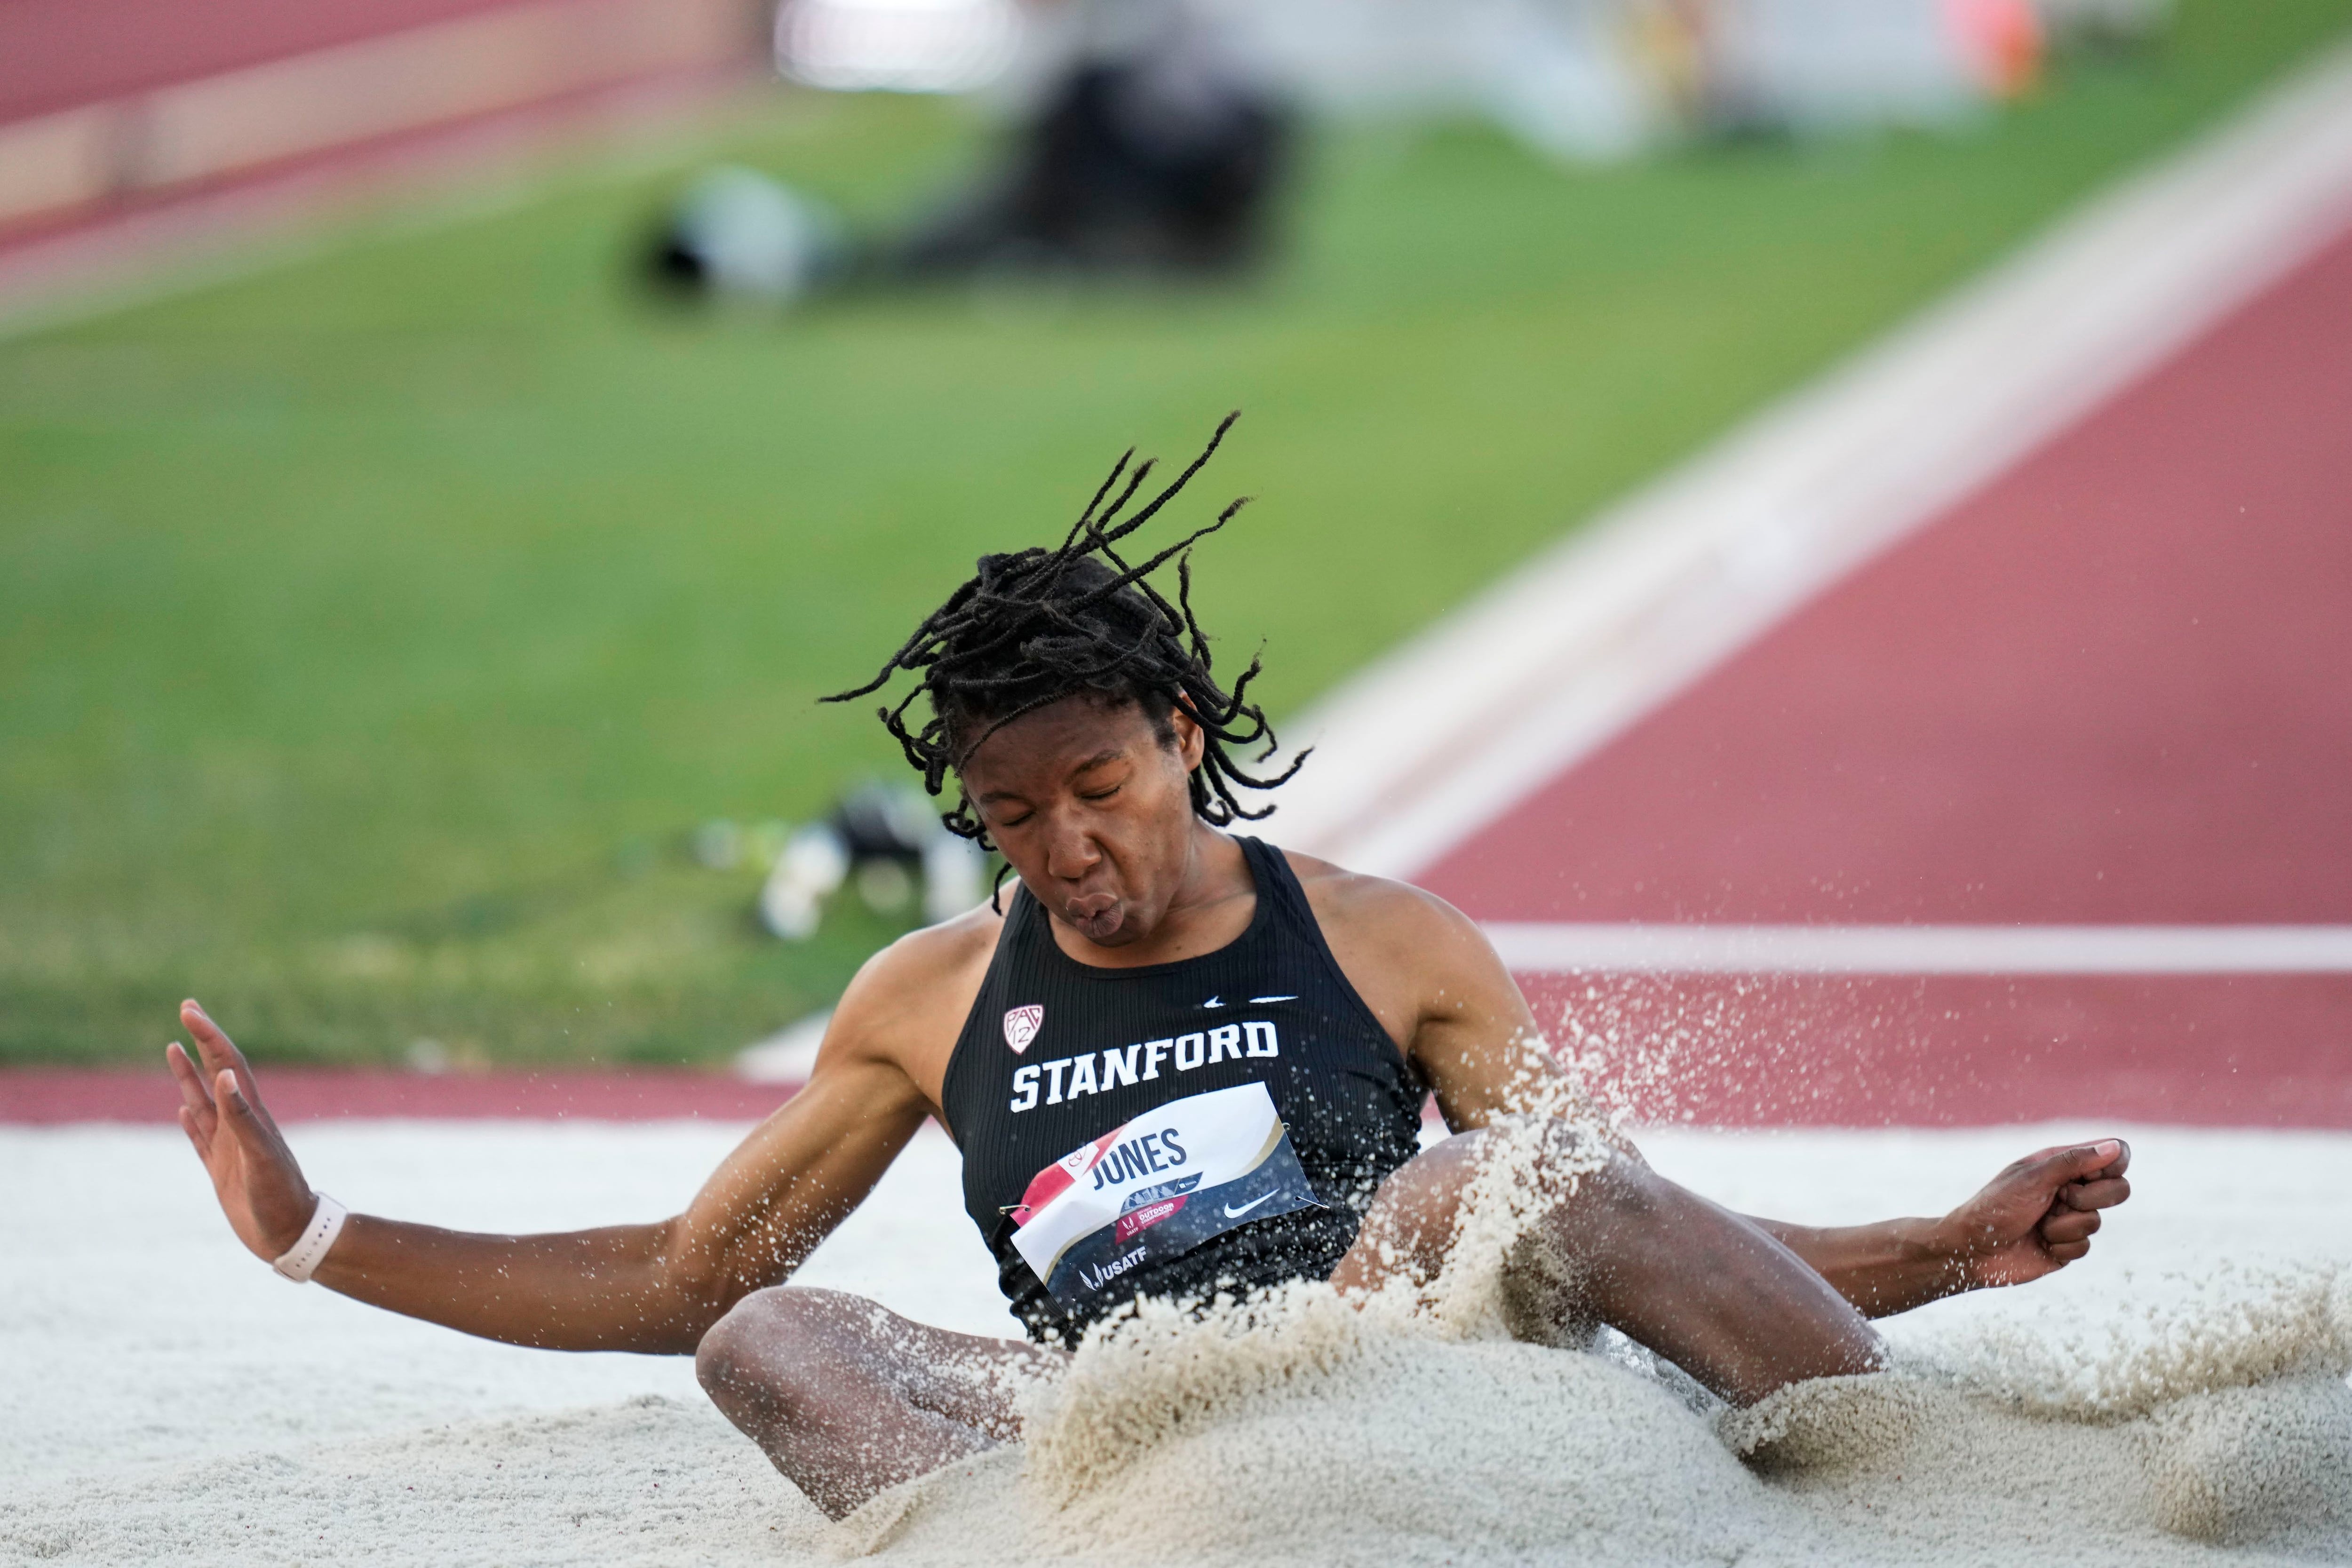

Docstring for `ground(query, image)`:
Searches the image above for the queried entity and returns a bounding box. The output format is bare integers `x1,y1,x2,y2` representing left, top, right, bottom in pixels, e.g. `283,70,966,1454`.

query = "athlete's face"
959,693,1207,948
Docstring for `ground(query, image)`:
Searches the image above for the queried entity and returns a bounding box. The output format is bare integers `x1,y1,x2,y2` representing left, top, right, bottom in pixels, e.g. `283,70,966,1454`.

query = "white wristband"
272,1194,349,1283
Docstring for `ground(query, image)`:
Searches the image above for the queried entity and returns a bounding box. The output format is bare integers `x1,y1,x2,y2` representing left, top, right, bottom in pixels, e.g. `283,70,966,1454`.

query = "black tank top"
939,837,1425,1342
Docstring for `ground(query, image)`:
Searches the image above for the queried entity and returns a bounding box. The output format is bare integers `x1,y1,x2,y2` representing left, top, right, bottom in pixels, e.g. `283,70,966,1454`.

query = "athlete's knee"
1537,1126,1668,1235
1342,1130,1483,1287
1465,1115,1632,1198
1346,1118,1611,1287
1462,1117,1664,1250
1493,1123,1661,1340
696,1286,850,1417
695,1288,780,1403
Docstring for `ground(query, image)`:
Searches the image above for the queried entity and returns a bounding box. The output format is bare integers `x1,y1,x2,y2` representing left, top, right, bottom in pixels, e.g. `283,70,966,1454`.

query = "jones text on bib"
1007,1082,1321,1304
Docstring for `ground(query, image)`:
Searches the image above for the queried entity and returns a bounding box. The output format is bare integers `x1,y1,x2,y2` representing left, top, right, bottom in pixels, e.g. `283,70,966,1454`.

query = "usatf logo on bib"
1002,1004,1044,1055
1008,1081,1322,1303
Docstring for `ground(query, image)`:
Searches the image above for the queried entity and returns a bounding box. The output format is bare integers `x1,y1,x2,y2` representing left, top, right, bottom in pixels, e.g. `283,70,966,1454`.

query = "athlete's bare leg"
1330,1120,1883,1403
704,1126,1877,1519
696,1287,1064,1519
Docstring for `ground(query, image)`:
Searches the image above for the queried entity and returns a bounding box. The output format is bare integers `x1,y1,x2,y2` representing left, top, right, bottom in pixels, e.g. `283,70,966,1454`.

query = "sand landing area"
5,1119,2348,1566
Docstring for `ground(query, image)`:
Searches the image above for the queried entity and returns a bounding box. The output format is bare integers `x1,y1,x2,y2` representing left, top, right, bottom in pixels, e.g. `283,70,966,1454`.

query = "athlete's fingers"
2015,1140,2125,1194
183,1000,252,1080
167,1040,214,1112
183,1002,241,1085
2040,1208,2101,1247
168,1044,222,1142
214,1067,266,1146
213,1064,304,1189
177,1104,210,1162
184,1000,289,1138
2044,1238,2092,1265
2058,1176,2130,1211
167,1038,211,1108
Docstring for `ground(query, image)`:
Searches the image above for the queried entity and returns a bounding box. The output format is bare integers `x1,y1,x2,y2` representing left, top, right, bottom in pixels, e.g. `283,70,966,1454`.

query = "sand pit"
0,1397,797,1566
8,1122,2352,1566
960,1342,2344,1568
11,1277,2347,1568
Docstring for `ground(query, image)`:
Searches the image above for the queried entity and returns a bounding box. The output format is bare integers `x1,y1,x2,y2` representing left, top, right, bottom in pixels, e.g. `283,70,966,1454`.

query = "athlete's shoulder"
1271,844,1485,950
1268,844,1515,1043
870,897,1008,982
827,899,1008,1072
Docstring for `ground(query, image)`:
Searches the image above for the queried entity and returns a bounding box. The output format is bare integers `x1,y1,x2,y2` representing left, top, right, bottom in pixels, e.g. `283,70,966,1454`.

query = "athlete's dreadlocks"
824,412,1304,851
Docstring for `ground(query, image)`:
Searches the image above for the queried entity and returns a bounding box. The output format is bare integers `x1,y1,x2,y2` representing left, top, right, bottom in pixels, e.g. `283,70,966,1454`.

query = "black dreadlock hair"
823,411,1306,854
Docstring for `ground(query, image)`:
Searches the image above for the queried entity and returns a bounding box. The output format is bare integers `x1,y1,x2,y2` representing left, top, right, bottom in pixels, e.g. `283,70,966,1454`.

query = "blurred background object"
2038,0,2174,53
878,0,1291,280
650,0,2173,311
0,0,2187,313
1197,0,2054,161
3,0,2348,1072
648,165,843,301
755,782,987,939
661,0,1293,302
758,824,852,939
778,0,1022,93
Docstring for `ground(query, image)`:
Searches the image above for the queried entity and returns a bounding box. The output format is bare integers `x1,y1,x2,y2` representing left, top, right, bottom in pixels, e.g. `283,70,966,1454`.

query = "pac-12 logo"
1002,1004,1045,1055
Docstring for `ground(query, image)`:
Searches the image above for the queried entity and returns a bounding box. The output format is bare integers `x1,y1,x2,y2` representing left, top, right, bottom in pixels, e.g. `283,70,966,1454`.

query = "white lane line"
1266,40,2352,880
1483,923,2352,975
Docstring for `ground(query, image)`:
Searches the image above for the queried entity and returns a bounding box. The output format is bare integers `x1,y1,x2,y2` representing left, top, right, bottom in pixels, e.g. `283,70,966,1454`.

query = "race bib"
1008,1082,1322,1304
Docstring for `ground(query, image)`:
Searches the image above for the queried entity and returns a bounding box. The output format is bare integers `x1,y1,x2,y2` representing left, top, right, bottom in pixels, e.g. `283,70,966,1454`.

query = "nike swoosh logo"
1201,996,1226,1009
1223,1192,1276,1218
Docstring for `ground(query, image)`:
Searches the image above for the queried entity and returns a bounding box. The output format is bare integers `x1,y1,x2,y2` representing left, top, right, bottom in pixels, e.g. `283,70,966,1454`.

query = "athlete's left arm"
1302,860,2133,1318
1738,1140,2132,1316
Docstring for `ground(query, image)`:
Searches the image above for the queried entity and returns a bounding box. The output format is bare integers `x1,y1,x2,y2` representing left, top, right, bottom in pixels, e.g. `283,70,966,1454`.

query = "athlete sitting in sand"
167,418,2132,1520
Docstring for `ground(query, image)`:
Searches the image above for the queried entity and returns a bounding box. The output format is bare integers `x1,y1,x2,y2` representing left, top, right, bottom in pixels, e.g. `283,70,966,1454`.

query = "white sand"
854,1279,2351,1568
0,1121,1015,1488
7,1120,2351,1565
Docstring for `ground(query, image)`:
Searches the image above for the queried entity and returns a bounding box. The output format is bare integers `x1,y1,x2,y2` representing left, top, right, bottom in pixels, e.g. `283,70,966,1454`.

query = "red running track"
1423,221,2352,1128
0,0,540,125
0,0,760,309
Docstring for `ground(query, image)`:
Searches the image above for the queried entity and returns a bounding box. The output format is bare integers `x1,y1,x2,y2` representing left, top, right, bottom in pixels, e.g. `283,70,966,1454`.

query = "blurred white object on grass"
656,166,839,302
923,830,987,922
855,857,917,912
759,823,850,939
777,0,1022,94
755,785,987,939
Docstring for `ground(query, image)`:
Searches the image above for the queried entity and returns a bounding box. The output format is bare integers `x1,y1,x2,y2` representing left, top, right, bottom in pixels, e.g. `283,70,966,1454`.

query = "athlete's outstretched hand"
165,1000,318,1262
1936,1139,2132,1289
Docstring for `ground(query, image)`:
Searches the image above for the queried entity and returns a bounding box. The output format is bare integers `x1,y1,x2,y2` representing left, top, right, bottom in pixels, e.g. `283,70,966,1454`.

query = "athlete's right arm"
163,946,947,1355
